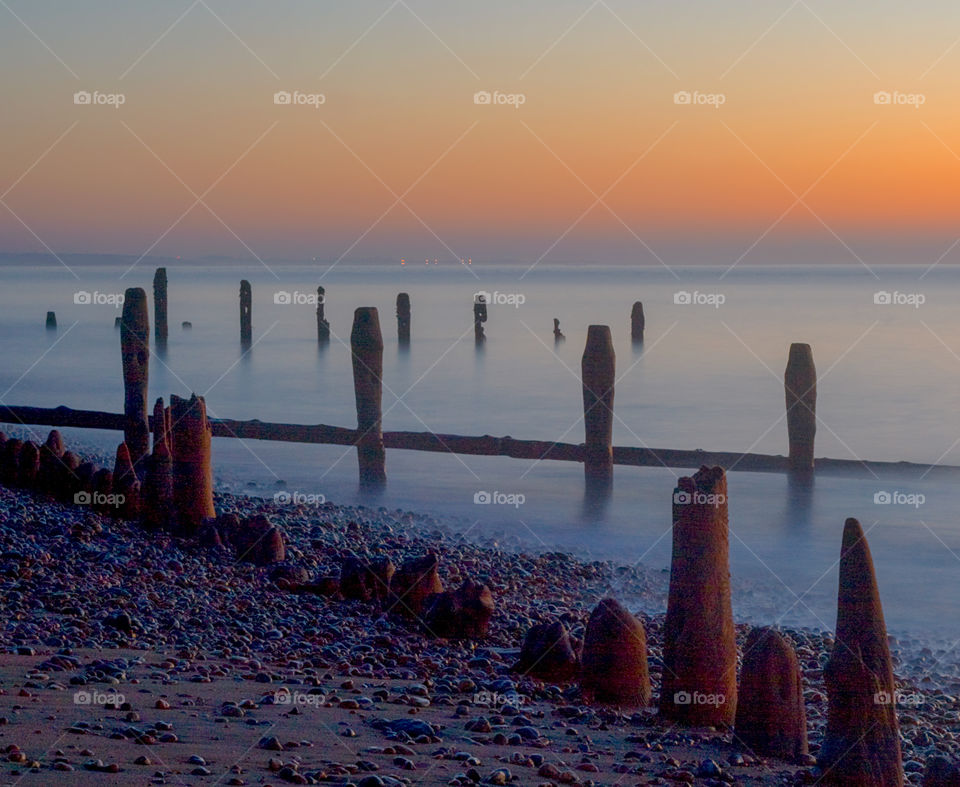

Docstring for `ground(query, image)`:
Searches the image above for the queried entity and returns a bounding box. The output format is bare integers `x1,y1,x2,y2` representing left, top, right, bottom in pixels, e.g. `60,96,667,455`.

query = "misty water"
2,260,959,643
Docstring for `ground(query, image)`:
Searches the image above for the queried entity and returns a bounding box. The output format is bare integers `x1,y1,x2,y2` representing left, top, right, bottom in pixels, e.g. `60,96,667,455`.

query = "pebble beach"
0,466,955,787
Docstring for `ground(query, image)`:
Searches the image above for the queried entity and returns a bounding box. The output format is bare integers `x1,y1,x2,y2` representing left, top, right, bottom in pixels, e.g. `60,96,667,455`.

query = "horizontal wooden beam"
0,404,955,478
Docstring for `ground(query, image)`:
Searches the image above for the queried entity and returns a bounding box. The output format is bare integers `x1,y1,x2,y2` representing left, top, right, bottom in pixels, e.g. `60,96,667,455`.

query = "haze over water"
2,260,959,641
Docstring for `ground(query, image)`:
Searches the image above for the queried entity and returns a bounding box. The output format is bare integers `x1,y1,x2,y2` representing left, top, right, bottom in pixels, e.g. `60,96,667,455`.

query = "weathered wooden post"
45,311,57,330
396,293,411,345
581,325,614,490
120,287,150,475
553,318,564,342
142,397,174,530
631,301,644,343
316,286,330,345
473,294,487,344
153,267,168,346
351,307,386,488
239,280,252,345
170,393,215,534
785,343,816,472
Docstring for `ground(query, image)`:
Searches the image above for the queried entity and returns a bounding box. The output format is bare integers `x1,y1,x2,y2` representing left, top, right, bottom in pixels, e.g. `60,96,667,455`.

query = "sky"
2,0,960,266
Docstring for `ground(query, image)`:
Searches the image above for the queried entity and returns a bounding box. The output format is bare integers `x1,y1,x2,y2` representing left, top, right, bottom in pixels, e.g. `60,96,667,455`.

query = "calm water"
2,260,960,640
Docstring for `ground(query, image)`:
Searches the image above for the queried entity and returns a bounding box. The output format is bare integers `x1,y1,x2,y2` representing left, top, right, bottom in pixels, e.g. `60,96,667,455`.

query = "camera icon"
274,291,292,305
673,490,691,505
74,290,92,305
74,91,92,105
873,291,892,305
673,691,691,705
874,91,892,105
73,690,91,704
673,291,692,305
74,491,91,505
274,91,292,105
474,91,492,105
873,491,892,505
474,490,492,505
273,491,292,505
874,691,891,705
474,291,490,305
275,690,291,705
673,91,692,105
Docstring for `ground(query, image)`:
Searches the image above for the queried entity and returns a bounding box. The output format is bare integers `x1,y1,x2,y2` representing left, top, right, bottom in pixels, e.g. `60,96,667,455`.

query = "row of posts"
119,273,817,492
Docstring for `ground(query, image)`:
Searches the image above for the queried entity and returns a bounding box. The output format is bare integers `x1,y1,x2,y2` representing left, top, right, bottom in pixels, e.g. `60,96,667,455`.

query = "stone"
513,620,579,682
231,515,285,566
922,756,960,786
340,556,395,602
580,599,650,706
387,554,443,618
422,579,494,639
659,466,737,727
734,627,807,762
818,518,903,786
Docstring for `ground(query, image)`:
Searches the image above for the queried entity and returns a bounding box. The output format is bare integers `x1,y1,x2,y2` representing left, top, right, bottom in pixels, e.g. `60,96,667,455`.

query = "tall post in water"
239,280,252,346
120,287,150,475
581,325,614,491
785,343,816,472
473,294,487,344
45,312,57,330
631,301,645,343
351,308,386,488
396,293,411,345
316,286,330,345
153,267,168,346
170,393,215,534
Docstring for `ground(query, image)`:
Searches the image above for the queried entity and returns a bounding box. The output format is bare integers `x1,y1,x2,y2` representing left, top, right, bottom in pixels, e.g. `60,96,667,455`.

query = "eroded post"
316,286,329,345
351,307,386,488
785,343,816,472
120,287,150,475
239,280,252,346
581,325,614,491
153,267,168,346
396,293,410,345
170,393,215,534
631,301,645,343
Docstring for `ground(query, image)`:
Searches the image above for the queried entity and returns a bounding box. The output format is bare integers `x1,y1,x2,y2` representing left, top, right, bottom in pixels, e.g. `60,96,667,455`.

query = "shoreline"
0,482,950,784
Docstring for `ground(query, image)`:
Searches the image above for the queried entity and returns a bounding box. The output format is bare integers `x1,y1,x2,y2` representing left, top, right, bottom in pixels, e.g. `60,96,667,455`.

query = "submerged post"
631,301,645,343
170,393,215,534
473,294,487,344
351,307,386,488
45,311,57,330
316,286,329,344
581,325,614,489
785,343,816,472
239,280,252,345
153,267,168,346
396,293,410,345
120,287,150,475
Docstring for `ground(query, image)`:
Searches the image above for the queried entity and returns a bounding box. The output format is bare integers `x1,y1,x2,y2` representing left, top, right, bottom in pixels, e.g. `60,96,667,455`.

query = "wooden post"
239,280,252,345
631,301,645,343
45,311,57,330
120,287,150,475
396,293,411,345
316,286,330,344
553,318,564,343
473,294,487,344
170,393,215,534
143,397,174,530
785,343,816,472
582,325,614,489
153,267,168,345
351,307,386,488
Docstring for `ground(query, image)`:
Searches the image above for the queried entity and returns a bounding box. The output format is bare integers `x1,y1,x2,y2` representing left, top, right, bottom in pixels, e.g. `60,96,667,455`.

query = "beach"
0,476,951,786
